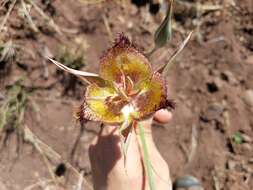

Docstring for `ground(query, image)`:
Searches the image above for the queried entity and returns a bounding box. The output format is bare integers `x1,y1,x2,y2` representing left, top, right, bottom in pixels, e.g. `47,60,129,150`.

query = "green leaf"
154,0,174,49
233,132,243,144
138,123,156,190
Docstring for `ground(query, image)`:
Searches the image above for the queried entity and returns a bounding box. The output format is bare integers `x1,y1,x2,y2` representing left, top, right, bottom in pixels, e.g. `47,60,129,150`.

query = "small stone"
242,143,252,151
127,21,133,29
243,90,253,107
248,158,253,164
188,187,204,190
118,16,125,24
209,69,220,77
177,187,203,190
245,55,253,65
178,94,186,100
34,172,40,177
227,159,236,170
0,180,7,190
213,78,223,89
129,3,138,15
241,134,252,143
174,175,202,190
221,71,238,85
214,10,221,17
201,103,225,122
0,93,4,100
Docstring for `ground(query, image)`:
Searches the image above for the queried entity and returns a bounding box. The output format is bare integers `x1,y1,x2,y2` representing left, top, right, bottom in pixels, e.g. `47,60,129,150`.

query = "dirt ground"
0,0,253,190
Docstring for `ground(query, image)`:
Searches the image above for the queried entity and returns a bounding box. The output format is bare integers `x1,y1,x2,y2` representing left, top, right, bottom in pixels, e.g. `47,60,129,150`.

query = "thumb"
135,109,172,138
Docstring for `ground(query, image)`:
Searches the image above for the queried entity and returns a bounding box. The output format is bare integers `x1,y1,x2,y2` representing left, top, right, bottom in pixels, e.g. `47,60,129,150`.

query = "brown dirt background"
0,0,253,189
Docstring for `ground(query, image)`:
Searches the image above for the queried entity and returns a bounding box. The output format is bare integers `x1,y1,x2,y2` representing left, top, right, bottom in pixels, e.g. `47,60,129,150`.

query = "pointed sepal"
157,31,193,74
47,57,106,86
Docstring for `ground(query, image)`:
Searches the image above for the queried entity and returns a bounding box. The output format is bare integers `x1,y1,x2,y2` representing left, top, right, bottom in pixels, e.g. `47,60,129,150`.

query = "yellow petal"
133,72,167,119
80,84,125,124
100,36,152,85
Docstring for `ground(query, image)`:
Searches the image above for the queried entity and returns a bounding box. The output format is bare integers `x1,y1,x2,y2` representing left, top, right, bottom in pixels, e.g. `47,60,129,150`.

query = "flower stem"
138,122,156,190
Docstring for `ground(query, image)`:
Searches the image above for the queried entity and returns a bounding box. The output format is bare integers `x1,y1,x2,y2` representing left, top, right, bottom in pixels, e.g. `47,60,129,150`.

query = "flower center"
121,104,135,120
105,75,142,117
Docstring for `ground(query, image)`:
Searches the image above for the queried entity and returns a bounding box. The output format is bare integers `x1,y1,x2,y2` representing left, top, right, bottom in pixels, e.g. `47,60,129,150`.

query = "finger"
154,109,172,124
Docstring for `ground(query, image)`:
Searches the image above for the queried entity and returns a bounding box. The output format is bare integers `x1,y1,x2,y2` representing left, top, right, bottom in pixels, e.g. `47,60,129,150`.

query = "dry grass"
0,0,62,35
0,79,28,134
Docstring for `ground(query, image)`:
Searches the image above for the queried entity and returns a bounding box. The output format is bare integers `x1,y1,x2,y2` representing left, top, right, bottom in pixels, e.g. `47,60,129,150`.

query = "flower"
76,35,174,125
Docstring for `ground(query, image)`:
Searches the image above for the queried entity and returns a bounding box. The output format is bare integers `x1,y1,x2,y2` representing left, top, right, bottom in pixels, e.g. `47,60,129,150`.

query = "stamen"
126,76,134,93
119,66,126,91
113,82,129,101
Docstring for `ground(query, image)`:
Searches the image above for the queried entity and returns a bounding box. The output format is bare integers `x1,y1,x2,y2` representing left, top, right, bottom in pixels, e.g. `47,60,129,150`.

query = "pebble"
201,103,225,122
245,55,253,65
213,77,223,89
0,179,7,190
118,16,125,24
129,4,138,15
177,187,204,190
242,143,252,151
174,175,202,190
0,93,4,100
188,187,204,190
241,134,252,143
127,21,133,29
248,158,253,164
221,70,238,85
243,90,253,107
227,159,237,170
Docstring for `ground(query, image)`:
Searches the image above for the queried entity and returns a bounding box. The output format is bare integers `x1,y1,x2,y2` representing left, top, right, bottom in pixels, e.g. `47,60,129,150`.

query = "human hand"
89,109,172,190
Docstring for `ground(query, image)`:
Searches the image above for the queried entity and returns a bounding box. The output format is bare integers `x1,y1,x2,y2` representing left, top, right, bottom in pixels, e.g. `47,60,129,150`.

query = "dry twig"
24,179,53,190
23,126,93,190
0,0,17,31
20,0,39,33
187,125,198,163
26,0,62,35
102,14,113,42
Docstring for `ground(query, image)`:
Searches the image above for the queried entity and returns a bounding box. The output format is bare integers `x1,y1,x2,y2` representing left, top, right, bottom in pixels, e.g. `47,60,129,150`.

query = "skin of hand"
89,109,172,190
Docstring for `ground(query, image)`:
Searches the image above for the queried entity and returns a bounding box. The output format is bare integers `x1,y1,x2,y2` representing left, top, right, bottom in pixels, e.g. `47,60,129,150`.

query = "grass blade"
0,0,17,31
138,122,155,190
20,0,39,33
